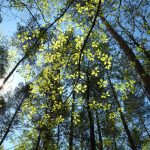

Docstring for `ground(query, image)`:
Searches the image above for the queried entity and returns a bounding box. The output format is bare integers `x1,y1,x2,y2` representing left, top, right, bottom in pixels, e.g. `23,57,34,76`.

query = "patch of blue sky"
0,3,29,149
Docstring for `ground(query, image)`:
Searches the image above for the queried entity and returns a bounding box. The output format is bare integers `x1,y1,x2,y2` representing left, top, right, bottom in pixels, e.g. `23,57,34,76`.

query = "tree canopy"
0,0,150,150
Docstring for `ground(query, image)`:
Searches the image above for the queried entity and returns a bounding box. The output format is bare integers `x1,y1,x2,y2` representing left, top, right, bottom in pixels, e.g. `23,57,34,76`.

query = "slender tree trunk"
108,76,137,150
69,91,75,150
43,131,52,150
99,13,150,98
57,125,60,149
35,129,41,150
113,132,117,150
79,111,84,150
119,112,137,150
86,70,96,150
95,110,103,150
41,110,52,149
136,111,150,138
139,116,150,138
118,22,150,59
80,132,84,150
132,73,150,101
0,88,28,146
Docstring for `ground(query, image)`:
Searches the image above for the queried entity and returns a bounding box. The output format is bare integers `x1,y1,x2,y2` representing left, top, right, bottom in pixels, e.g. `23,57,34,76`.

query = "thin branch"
33,0,49,24
0,86,29,146
63,0,102,105
78,0,101,75
19,1,40,27
0,0,75,91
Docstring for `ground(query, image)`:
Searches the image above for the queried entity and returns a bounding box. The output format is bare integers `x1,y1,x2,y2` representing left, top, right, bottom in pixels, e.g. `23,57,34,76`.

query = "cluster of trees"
0,0,150,149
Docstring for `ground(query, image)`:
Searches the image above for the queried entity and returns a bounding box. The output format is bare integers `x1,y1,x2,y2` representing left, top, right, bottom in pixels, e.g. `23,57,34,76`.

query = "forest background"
0,0,150,150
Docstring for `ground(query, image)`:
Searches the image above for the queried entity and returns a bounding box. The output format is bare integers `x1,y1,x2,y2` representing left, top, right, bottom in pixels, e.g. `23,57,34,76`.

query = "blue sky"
0,4,29,149
0,3,30,89
0,5,26,93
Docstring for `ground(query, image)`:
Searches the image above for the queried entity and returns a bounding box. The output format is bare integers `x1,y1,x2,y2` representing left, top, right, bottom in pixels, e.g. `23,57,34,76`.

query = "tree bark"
108,76,137,150
0,87,28,146
69,91,75,150
136,111,150,138
99,13,150,98
86,70,96,150
118,22,150,59
79,111,84,150
96,110,103,150
35,130,41,150
57,125,60,149
113,132,117,150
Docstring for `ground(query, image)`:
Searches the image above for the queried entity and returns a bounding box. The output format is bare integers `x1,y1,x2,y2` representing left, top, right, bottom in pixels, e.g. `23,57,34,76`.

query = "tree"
0,0,149,149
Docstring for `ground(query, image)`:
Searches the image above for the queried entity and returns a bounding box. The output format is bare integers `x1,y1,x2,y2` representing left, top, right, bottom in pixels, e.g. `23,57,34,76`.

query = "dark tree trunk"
99,14,150,98
108,76,137,150
132,73,150,101
139,116,150,138
96,110,103,150
57,125,60,149
119,112,137,150
136,111,150,138
113,133,117,150
118,22,150,59
86,70,96,150
79,111,84,150
0,88,28,146
35,130,41,150
69,91,75,150
43,132,50,150
80,133,84,150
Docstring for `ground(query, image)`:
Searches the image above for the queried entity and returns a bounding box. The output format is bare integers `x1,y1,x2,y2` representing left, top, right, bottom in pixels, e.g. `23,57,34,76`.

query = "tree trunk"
108,76,137,150
113,132,117,150
118,22,150,59
0,88,28,146
132,73,150,101
80,127,84,150
35,130,41,150
136,111,150,138
86,70,96,150
79,111,84,150
43,132,50,149
139,116,150,138
99,14,150,98
57,125,60,149
96,110,103,150
69,91,75,150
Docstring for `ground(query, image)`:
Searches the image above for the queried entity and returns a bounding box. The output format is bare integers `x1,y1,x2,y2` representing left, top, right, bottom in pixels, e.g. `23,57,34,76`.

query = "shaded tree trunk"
108,76,137,150
79,111,84,150
69,91,75,150
80,132,84,150
99,13,150,98
95,110,103,150
43,133,48,149
35,129,41,150
57,125,60,149
86,70,96,150
118,22,150,59
0,87,29,146
136,111,150,138
139,116,150,138
113,132,117,150
132,73,150,101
